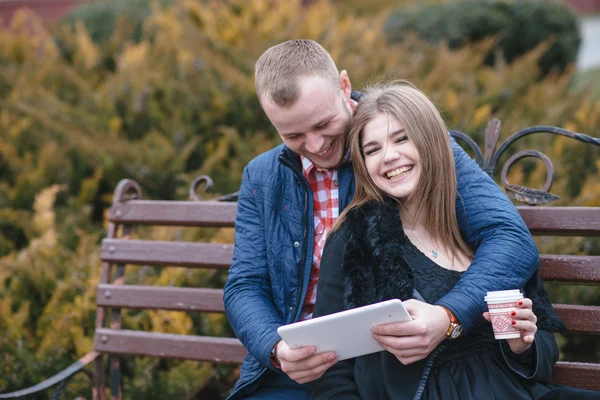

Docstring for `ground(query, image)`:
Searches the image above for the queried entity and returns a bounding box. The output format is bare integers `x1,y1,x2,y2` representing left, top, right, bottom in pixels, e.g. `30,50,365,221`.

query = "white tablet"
277,299,412,361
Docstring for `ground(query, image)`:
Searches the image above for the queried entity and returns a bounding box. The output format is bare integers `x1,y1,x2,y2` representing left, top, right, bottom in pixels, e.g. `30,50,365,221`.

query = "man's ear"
340,70,352,100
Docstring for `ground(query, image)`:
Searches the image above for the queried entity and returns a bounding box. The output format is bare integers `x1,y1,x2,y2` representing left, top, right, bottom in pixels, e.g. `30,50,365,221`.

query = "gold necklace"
405,228,439,258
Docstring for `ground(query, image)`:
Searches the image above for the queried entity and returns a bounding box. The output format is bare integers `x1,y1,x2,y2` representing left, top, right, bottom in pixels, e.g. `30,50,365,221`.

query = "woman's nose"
382,146,400,163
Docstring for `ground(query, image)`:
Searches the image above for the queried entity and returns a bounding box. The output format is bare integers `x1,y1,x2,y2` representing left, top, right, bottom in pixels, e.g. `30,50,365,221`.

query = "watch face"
450,324,463,339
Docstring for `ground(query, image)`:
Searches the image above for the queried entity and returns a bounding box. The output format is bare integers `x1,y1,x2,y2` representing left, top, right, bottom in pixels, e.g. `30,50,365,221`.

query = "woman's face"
361,113,421,201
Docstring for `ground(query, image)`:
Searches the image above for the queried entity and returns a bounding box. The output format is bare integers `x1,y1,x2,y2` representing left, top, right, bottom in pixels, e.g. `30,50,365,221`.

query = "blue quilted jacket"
223,139,539,399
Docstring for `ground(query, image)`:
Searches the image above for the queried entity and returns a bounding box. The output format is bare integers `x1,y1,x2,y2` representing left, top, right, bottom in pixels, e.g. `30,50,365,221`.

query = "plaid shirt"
299,156,339,321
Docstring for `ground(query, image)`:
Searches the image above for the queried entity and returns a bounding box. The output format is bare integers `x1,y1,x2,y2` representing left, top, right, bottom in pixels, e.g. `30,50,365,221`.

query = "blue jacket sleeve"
436,138,539,333
223,166,283,371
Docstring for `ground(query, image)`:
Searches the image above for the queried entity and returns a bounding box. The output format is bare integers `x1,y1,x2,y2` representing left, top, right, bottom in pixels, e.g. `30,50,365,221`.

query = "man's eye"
287,135,301,140
315,122,329,130
395,136,408,143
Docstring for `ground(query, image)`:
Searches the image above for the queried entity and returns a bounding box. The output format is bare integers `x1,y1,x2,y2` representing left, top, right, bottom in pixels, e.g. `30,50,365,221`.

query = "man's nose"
305,132,325,153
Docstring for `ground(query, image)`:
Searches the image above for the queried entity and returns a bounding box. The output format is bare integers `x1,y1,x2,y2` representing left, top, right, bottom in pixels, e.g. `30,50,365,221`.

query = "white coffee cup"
484,289,524,340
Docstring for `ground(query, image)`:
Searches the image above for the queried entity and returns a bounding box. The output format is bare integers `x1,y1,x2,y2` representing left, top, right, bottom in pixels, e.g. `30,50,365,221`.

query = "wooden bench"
1,119,599,399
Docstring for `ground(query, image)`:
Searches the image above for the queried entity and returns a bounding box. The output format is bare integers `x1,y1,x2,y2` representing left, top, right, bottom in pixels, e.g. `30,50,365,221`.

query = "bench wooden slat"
97,284,225,313
518,207,600,236
108,200,237,227
94,329,246,364
554,304,600,334
540,255,600,284
552,361,600,391
101,239,233,269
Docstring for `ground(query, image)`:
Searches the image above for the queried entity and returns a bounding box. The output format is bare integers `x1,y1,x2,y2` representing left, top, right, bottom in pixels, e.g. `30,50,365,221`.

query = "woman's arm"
309,226,362,400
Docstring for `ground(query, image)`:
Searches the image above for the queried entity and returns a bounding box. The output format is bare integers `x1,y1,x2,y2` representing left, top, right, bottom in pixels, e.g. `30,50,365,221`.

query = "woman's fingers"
377,341,427,364
516,297,533,310
510,307,537,324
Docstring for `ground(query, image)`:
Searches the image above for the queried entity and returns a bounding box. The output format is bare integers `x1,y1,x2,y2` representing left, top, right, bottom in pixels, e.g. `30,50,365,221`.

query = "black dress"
404,240,553,400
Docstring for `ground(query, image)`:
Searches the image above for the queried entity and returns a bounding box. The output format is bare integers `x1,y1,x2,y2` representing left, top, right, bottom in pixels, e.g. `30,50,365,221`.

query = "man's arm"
224,166,337,379
223,166,282,370
436,138,539,333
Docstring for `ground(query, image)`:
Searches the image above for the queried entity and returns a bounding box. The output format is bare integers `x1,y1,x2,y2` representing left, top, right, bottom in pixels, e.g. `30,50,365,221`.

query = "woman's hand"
372,299,449,365
483,297,537,354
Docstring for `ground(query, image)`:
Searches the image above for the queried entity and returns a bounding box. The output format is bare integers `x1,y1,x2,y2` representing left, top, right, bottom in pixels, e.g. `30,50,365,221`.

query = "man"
223,40,539,399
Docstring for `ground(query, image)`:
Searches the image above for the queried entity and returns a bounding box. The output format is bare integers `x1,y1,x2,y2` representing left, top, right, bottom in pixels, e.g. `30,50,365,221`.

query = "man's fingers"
286,354,338,383
282,351,336,373
293,370,327,384
279,345,316,362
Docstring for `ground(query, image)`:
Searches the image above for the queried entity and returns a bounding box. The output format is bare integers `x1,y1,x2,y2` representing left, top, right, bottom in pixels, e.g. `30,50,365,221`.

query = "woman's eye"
395,136,408,143
364,148,379,156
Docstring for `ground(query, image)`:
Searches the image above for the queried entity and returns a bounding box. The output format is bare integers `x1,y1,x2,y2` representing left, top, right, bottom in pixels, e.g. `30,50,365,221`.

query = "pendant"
432,250,439,258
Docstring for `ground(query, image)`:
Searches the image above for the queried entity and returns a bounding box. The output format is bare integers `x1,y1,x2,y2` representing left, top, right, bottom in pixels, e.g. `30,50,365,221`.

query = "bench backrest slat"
108,201,236,227
539,255,600,284
101,239,233,269
554,304,600,334
96,284,225,313
518,207,600,236
94,328,246,363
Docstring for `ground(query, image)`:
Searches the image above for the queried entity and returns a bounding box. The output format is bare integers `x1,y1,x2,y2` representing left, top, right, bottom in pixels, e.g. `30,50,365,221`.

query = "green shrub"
384,0,581,74
62,0,172,44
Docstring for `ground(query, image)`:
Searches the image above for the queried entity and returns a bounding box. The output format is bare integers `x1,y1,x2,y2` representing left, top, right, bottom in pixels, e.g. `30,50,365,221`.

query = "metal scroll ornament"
450,119,600,205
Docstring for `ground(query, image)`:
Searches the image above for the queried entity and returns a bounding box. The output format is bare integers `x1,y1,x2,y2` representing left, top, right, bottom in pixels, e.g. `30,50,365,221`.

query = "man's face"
261,75,352,169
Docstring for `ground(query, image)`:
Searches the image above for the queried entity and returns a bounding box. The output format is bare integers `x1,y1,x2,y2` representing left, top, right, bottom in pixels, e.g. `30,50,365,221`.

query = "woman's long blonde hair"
336,81,473,260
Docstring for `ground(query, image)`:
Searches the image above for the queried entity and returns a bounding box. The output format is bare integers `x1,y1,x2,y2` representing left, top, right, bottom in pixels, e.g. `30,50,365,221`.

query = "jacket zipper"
278,154,310,323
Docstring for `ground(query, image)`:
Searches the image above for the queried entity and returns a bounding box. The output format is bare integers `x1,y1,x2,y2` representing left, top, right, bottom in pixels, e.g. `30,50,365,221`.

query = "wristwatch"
440,306,463,340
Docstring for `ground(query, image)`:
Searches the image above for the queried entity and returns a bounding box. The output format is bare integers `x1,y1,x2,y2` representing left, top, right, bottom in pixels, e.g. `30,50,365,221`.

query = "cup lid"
484,289,523,302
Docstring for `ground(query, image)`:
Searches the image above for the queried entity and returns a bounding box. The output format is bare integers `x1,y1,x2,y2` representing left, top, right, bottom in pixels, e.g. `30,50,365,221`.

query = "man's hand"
275,340,338,384
371,299,449,365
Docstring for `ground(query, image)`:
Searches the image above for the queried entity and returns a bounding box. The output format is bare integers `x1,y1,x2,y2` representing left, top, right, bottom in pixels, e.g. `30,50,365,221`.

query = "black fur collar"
341,200,415,309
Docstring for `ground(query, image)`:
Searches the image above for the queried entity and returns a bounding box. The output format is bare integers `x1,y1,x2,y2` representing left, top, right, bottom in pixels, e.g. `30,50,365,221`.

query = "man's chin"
310,154,344,170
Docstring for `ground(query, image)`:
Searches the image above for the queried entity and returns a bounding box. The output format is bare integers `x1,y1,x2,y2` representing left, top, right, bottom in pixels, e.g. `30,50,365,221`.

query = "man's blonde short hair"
255,40,340,107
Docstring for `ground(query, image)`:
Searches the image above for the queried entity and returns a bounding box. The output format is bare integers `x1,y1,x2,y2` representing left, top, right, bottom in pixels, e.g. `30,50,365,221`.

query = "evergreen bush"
384,0,581,74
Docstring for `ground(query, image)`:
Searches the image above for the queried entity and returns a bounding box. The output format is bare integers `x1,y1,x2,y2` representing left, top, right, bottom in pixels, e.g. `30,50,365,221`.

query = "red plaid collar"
299,156,339,320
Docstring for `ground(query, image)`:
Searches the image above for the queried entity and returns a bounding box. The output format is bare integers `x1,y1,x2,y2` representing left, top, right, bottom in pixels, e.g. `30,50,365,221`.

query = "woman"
308,82,570,400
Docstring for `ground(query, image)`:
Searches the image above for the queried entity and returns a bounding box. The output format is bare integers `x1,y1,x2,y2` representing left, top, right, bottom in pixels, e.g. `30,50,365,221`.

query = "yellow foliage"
473,104,492,126
74,21,100,70
148,310,193,335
